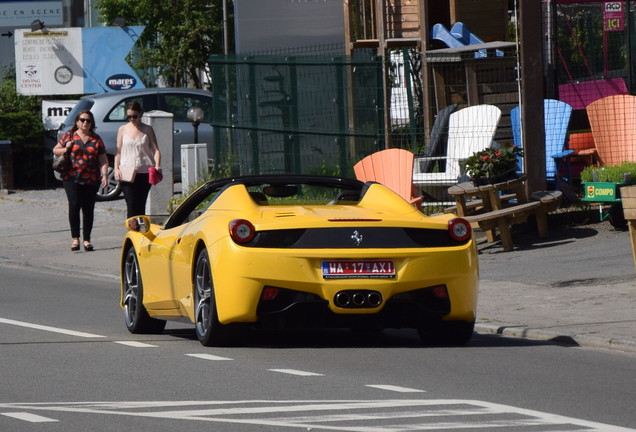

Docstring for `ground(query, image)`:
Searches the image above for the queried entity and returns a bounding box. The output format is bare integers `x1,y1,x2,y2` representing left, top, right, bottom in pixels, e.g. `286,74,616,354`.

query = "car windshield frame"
163,175,367,230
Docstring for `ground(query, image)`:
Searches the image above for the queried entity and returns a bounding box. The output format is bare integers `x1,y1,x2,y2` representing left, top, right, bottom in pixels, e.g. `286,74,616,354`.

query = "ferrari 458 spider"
120,174,478,346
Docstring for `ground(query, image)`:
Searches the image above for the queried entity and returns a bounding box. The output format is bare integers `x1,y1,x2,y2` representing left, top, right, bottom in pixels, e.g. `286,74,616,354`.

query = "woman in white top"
114,101,162,218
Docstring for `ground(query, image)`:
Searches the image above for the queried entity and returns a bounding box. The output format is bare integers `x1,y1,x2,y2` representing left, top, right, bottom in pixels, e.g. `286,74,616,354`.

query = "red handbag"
148,167,163,185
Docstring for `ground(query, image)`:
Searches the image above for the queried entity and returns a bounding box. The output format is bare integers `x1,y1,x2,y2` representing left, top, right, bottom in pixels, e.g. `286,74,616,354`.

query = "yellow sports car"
120,174,478,346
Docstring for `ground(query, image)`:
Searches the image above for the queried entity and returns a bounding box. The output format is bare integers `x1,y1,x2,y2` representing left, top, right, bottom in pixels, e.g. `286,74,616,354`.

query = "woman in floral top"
52,110,109,252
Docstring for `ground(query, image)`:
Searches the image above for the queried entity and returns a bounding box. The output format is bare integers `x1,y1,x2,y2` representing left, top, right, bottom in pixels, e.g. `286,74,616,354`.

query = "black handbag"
52,151,71,173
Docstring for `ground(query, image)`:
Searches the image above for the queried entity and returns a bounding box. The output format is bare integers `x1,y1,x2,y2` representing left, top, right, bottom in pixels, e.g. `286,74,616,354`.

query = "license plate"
322,260,395,279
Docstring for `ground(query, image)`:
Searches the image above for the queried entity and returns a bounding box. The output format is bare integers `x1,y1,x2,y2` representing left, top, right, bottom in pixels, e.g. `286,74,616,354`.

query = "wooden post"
519,1,546,194
621,185,636,270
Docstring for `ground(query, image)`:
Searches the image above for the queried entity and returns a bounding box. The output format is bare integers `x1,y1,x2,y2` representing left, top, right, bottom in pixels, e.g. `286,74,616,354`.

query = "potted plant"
462,144,523,186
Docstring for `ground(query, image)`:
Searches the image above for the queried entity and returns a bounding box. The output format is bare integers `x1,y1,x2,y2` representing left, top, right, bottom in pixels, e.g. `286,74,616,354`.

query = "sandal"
83,241,94,252
71,239,80,251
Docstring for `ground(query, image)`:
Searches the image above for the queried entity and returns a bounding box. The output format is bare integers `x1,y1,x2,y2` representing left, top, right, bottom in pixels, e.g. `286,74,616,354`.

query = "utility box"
143,111,174,220
181,143,208,193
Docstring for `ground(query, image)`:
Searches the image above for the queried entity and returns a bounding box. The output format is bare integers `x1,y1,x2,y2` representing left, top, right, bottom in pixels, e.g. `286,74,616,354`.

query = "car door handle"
173,128,182,135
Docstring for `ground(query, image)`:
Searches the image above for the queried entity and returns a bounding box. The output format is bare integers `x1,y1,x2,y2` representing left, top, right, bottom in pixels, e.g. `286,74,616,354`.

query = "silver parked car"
56,88,213,200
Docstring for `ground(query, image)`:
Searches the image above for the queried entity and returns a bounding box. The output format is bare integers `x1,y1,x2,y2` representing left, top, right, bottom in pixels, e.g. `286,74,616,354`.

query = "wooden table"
447,176,560,251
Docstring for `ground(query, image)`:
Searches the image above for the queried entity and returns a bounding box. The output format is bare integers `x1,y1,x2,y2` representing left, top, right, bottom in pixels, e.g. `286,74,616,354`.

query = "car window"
161,94,212,123
105,95,157,122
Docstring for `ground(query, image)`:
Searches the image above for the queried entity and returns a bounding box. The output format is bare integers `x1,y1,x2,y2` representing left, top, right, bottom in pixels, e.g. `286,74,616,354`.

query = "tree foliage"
0,66,42,144
94,0,231,88
0,66,47,187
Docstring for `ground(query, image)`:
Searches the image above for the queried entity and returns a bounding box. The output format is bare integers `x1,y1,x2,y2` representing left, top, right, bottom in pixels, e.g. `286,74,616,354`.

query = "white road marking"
0,317,106,338
114,341,158,348
0,400,634,431
1,412,58,423
365,384,426,393
268,369,324,376
185,353,233,361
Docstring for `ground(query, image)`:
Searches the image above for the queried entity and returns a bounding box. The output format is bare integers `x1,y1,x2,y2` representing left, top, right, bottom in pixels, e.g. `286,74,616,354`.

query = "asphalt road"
1,266,636,432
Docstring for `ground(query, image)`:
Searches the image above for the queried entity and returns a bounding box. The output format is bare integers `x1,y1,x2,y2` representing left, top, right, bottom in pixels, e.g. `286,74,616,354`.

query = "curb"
475,323,636,354
0,258,120,282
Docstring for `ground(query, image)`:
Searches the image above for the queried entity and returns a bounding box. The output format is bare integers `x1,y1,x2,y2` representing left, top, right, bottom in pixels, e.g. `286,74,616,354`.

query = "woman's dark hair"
126,100,143,114
71,110,96,133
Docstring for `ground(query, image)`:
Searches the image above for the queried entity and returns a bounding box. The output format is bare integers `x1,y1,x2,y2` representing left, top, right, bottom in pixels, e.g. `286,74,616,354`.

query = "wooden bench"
446,176,564,251
463,190,563,251
464,201,544,251
443,193,517,215
531,190,563,212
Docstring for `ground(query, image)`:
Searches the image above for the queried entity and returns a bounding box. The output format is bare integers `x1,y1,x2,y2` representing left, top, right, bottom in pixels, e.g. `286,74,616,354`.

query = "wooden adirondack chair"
510,99,573,182
354,148,423,209
413,104,502,187
586,94,636,166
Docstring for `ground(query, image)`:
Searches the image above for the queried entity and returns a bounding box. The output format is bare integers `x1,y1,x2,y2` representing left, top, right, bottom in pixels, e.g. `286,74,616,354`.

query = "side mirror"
125,216,151,233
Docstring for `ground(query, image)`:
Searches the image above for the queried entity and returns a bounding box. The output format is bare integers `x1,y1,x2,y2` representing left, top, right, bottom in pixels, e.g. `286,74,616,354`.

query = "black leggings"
63,180,99,241
120,173,151,218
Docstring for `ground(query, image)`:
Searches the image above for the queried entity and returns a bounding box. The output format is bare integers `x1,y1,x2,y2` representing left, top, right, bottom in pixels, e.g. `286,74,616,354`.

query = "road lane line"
365,384,426,393
114,341,158,348
268,369,324,376
186,353,233,361
0,317,106,338
1,412,58,422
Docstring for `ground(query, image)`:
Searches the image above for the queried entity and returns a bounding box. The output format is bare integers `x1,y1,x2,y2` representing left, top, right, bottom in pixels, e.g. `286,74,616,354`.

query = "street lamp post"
187,106,204,144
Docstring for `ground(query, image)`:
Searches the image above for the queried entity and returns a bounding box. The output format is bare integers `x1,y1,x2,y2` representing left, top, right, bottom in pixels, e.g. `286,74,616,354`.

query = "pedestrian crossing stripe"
1,399,634,431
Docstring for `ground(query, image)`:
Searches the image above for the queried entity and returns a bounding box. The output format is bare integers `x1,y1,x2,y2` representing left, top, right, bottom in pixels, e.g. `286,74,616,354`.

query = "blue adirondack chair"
510,99,574,184
431,22,503,58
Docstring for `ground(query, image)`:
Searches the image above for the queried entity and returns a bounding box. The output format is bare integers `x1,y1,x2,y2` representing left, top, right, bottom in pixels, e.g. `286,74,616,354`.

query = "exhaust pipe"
352,292,366,306
334,290,382,308
367,292,382,306
335,292,351,307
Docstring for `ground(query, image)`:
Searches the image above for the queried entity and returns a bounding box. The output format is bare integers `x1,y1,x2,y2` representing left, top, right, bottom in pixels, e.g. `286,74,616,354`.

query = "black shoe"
83,242,94,252
71,240,80,251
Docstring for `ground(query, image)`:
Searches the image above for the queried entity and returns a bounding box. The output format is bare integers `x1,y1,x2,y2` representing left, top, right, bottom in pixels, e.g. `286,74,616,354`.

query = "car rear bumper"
209,240,479,326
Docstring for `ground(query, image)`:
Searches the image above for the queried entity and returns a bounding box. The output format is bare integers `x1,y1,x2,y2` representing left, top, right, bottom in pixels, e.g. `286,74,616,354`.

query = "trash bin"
621,185,636,270
0,140,11,191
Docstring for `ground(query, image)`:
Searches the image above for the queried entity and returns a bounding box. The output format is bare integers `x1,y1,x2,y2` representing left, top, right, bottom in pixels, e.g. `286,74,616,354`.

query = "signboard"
0,1,62,28
42,99,77,130
604,1,624,31
14,26,145,95
15,28,83,95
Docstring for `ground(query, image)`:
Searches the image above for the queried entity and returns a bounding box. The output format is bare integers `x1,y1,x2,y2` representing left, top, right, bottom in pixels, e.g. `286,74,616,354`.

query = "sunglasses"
78,118,92,123
127,114,139,120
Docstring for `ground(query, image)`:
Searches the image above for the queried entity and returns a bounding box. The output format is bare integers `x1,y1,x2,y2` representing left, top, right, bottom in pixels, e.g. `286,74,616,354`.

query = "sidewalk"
1,188,635,353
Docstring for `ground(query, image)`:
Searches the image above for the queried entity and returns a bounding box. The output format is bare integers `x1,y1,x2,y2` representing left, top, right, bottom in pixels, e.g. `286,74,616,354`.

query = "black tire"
122,247,166,334
418,320,475,346
96,163,122,201
608,202,627,229
194,248,241,346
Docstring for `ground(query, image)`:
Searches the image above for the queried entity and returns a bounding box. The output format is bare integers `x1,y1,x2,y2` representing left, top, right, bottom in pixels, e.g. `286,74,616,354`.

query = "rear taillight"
261,286,280,300
448,218,471,242
229,219,256,244
431,285,449,298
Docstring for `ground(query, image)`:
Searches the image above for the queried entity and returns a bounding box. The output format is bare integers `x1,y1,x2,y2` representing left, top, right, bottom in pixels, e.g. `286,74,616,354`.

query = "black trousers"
120,173,152,218
62,180,99,241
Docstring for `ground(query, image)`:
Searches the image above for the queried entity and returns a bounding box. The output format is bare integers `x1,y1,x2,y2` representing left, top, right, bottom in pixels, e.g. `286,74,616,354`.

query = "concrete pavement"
1,187,635,353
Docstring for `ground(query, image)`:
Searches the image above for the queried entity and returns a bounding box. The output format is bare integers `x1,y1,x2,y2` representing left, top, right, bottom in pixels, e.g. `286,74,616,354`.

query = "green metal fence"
208,54,386,178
